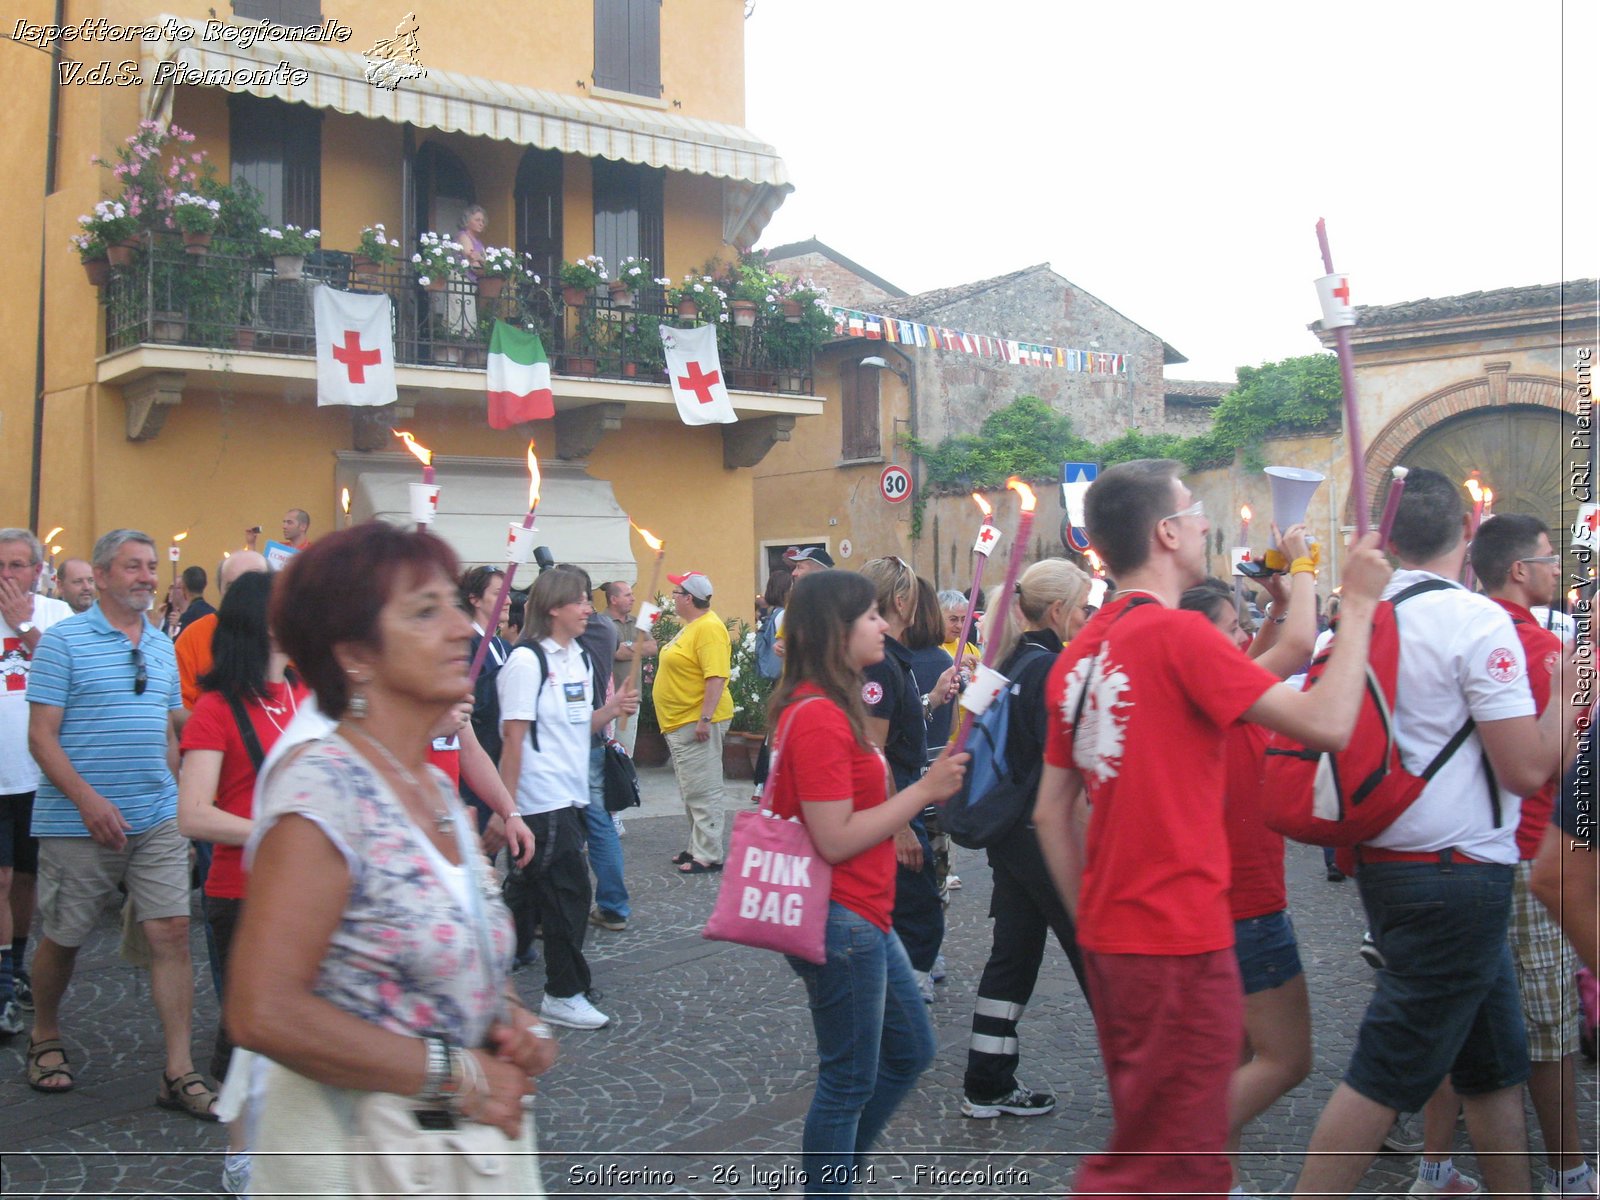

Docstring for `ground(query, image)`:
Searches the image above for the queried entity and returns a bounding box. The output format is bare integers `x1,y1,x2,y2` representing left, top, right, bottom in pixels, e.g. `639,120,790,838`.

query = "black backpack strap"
522,642,549,753
226,694,267,773
1390,578,1457,608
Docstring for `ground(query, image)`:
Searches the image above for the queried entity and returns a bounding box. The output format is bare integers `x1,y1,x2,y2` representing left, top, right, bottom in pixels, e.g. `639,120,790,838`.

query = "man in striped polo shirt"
22,530,214,1117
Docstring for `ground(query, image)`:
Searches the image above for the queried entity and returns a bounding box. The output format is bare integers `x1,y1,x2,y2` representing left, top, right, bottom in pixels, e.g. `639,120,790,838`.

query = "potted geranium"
78,200,137,268
728,258,780,328
71,232,110,286
607,255,652,307
352,223,400,282
259,224,319,280
413,231,468,292
476,245,529,301
558,254,607,307
170,191,221,254
667,273,728,323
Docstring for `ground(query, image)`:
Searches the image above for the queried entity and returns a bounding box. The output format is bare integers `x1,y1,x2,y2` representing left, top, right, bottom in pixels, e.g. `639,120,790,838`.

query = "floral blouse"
250,734,513,1048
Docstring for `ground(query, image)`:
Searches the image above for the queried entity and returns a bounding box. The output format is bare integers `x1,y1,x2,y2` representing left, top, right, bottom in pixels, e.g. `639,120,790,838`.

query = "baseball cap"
667,572,713,600
789,547,835,568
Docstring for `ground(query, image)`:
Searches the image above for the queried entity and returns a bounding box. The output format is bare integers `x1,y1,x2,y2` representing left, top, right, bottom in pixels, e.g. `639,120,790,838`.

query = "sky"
744,1,1597,383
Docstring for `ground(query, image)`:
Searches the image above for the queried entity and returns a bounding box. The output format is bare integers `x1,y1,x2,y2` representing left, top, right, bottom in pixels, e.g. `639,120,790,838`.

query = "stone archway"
1349,366,1576,529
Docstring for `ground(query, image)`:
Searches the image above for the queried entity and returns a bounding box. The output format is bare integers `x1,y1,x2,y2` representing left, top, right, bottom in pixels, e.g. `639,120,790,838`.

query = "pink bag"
702,698,833,964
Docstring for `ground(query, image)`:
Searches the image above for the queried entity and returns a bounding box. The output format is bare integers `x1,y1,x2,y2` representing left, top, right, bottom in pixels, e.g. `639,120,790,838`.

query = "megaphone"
1264,466,1325,531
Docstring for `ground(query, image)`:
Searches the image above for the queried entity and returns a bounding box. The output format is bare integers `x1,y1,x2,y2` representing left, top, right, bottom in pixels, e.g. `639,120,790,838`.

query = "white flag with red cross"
314,285,397,407
1315,273,1356,329
659,323,737,426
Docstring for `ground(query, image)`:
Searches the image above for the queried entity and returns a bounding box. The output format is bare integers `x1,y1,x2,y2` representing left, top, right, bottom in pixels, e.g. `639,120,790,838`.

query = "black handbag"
601,738,641,812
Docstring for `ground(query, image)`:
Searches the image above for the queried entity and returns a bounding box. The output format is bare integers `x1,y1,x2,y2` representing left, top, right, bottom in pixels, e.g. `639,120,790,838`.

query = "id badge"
563,680,588,724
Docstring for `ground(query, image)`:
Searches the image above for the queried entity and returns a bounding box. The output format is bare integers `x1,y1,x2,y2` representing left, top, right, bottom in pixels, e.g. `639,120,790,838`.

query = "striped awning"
144,16,792,245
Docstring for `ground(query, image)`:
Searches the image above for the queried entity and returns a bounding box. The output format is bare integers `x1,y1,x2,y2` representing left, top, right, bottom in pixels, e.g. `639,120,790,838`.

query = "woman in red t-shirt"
177,572,307,1093
1178,521,1318,1190
766,570,967,1196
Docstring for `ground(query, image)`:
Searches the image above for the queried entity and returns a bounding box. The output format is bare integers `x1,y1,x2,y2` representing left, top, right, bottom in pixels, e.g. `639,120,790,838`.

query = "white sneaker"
0,998,24,1039
913,970,935,1004
945,873,962,890
1407,1168,1483,1195
540,992,610,1030
221,1152,251,1196
930,953,947,983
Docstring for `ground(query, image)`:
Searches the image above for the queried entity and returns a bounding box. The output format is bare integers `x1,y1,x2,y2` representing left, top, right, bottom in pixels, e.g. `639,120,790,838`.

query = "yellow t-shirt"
941,638,979,667
653,610,735,733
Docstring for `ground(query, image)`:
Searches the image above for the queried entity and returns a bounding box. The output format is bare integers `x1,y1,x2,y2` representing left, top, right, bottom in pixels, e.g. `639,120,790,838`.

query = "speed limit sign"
880,464,912,504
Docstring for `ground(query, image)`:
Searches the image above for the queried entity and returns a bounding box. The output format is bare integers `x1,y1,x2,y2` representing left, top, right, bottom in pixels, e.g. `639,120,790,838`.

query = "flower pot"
233,327,257,352
563,354,598,376
729,299,758,328
182,230,212,255
462,345,488,369
608,281,634,308
81,258,111,288
106,240,138,269
351,255,383,286
622,361,638,378
722,730,764,781
433,343,462,366
478,276,506,300
781,296,803,323
152,311,186,342
561,284,589,308
426,276,449,293
632,726,670,768
273,254,305,281
676,296,700,319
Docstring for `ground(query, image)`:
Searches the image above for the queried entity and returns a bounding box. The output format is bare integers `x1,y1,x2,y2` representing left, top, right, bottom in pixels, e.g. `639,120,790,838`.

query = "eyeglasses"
671,589,690,597
1160,499,1205,523
1517,555,1559,566
131,645,148,696
0,559,37,572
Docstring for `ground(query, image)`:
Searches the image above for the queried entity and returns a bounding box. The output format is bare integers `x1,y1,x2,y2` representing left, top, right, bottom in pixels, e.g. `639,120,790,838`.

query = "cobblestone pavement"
2,765,1595,1196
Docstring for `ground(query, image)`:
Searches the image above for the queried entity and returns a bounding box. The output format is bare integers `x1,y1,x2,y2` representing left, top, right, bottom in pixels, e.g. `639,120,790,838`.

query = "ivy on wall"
908,353,1343,500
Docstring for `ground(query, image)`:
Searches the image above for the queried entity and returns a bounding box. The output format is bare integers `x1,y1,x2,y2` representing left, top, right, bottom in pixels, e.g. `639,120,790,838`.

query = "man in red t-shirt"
1473,514,1595,1196
1032,458,1392,1196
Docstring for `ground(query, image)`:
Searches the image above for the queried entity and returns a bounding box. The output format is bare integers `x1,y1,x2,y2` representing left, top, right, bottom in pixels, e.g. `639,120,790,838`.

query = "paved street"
2,764,1595,1197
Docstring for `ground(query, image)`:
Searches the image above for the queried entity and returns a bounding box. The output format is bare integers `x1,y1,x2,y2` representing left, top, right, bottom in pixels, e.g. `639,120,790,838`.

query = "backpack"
1262,579,1500,847
755,608,784,680
944,643,1055,850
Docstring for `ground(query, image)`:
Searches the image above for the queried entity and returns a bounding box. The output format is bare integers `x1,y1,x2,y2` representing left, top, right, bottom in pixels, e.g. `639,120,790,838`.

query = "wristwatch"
16,621,35,635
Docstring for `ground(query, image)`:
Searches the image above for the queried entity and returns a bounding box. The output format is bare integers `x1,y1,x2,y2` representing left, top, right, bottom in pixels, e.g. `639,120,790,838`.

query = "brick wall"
764,251,900,312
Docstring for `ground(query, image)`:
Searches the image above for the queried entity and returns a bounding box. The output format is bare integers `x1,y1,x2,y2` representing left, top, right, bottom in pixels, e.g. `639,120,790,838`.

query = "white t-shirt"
1,595,75,794
1366,570,1537,863
496,639,592,816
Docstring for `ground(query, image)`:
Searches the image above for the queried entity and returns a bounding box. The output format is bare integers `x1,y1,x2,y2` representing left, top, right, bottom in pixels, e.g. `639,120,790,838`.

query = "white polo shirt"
1,595,74,794
497,638,592,816
1366,570,1537,863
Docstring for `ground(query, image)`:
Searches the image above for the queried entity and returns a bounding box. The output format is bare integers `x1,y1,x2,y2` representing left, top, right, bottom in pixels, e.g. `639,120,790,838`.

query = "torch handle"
618,552,664,735
467,562,520,684
1317,219,1369,537
1376,478,1407,546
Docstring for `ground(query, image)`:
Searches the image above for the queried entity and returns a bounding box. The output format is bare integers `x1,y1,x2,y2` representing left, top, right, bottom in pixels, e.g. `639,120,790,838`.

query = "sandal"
157,1070,220,1122
25,1038,74,1093
677,859,722,875
671,850,694,866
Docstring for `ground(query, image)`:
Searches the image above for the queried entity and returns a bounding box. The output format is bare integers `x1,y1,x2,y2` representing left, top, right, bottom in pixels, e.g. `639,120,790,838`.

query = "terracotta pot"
351,255,383,286
182,230,212,255
781,296,803,322
562,284,589,308
233,327,256,352
152,311,186,342
426,276,448,293
106,240,138,268
722,730,763,780
622,361,638,378
609,281,634,308
462,345,488,368
632,726,670,768
729,299,758,328
82,258,111,288
676,296,699,319
434,343,462,366
478,276,506,300
563,355,598,376
273,254,304,281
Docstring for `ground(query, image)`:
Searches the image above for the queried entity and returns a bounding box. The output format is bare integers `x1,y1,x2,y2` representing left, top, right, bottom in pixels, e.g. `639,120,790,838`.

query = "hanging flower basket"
729,299,758,328
82,257,111,288
273,254,305,281
106,239,139,269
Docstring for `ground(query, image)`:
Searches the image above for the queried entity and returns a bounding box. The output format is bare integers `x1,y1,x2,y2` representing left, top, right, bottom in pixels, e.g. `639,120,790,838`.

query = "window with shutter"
840,361,882,461
232,0,321,25
593,0,661,97
593,160,664,282
228,94,321,231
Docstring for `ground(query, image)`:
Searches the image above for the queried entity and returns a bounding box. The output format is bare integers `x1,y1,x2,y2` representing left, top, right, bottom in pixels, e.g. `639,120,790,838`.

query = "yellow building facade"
3,0,817,617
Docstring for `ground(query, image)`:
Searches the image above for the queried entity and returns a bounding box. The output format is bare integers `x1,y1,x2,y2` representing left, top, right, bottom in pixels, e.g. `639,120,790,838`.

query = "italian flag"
486,321,553,428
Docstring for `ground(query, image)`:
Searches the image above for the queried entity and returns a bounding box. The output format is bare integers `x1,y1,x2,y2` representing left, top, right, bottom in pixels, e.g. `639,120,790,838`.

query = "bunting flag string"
828,306,1130,376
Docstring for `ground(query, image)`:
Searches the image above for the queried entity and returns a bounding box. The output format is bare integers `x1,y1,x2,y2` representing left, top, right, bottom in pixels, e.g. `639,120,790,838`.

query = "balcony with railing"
99,235,817,393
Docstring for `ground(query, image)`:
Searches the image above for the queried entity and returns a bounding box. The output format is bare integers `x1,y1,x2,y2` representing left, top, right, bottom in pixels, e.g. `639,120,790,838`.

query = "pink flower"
379,979,402,1004
432,924,456,944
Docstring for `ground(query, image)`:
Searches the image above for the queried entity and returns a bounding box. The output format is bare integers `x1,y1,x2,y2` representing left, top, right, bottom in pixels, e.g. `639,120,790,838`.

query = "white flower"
411,253,423,263
306,229,320,238
418,274,431,287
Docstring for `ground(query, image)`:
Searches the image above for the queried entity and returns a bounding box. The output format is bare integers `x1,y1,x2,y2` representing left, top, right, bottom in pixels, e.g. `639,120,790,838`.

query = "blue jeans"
786,903,936,1196
586,746,630,919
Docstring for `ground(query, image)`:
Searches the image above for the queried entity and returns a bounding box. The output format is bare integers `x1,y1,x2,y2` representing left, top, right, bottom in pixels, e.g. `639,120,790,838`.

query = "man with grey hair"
0,529,74,1038
23,530,213,1117
54,558,95,614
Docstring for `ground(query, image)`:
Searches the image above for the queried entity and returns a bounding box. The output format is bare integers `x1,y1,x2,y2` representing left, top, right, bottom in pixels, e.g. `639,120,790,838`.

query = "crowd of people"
0,458,1595,1198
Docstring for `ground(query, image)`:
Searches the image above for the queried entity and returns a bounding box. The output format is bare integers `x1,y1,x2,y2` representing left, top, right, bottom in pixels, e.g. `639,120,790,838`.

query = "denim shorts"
1233,909,1303,995
1345,861,1529,1113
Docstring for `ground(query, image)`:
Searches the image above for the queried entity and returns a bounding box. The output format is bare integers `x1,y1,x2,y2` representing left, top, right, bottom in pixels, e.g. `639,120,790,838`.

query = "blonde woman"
961,559,1094,1119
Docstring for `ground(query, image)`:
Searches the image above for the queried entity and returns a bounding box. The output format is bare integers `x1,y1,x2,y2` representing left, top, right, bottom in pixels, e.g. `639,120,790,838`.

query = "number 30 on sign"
880,464,912,504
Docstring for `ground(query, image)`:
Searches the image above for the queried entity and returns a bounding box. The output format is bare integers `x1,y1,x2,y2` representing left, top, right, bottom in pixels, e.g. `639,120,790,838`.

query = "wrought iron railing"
99,235,815,394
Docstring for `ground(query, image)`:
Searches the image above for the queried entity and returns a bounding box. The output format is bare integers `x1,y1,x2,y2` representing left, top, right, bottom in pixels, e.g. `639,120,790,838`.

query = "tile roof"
1163,379,1234,402
1350,278,1597,328
758,238,908,298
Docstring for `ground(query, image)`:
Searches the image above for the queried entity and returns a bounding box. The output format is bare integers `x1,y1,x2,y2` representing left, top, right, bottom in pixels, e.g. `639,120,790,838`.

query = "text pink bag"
702,698,833,964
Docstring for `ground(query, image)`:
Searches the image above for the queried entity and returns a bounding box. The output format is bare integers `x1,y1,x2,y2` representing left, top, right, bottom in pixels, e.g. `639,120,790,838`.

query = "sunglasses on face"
1161,499,1205,523
1517,555,1559,566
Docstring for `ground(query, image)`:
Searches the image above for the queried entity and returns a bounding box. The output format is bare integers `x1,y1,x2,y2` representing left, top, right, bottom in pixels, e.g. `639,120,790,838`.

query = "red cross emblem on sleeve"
1486,647,1520,683
333,330,383,384
676,361,722,405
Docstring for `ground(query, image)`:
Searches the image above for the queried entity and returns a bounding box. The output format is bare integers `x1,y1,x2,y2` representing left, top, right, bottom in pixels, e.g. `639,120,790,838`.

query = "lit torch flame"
1006,477,1037,512
526,441,541,510
43,526,63,544
340,487,351,515
631,523,663,552
1241,505,1252,522
1481,487,1494,513
51,545,62,556
1086,547,1104,574
393,430,433,467
972,492,993,519
173,531,189,543
1463,477,1484,504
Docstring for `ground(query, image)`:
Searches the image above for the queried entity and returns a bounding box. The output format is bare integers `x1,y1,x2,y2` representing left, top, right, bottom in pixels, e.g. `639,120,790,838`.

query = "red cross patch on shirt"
1486,646,1521,684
